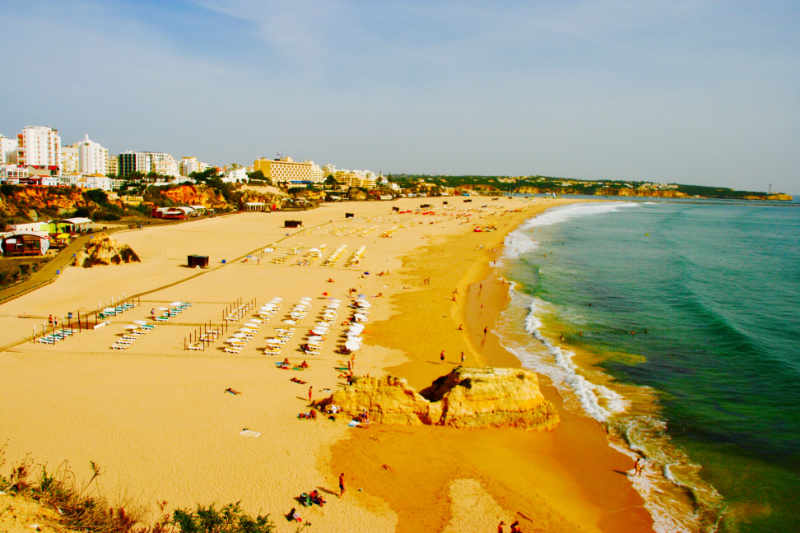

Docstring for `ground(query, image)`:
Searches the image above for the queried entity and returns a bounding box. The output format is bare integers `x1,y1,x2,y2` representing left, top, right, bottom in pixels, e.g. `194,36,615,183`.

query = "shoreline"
331,198,653,532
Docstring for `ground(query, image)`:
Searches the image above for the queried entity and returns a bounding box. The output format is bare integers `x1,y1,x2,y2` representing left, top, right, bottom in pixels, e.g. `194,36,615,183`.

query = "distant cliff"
315,367,559,430
143,183,284,210
144,183,228,209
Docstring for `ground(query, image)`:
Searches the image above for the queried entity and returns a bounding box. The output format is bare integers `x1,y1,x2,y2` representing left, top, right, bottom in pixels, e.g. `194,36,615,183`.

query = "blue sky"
2,0,798,192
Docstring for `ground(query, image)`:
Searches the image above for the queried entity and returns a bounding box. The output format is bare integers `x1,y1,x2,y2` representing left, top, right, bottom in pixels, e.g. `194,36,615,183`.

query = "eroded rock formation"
72,233,140,268
315,367,559,430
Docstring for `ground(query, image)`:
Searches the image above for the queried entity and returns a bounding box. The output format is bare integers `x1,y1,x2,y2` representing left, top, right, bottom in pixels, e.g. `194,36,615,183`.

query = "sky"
2,0,798,193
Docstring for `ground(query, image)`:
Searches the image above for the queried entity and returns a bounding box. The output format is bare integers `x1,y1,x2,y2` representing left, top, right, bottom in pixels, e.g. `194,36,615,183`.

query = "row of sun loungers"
323,245,347,266
345,245,367,267
154,301,191,322
223,317,263,354
37,328,75,344
111,320,155,350
342,297,369,353
301,298,341,356
98,302,135,319
265,297,312,356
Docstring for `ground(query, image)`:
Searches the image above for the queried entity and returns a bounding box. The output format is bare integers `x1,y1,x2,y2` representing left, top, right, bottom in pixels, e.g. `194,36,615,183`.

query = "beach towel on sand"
239,429,261,438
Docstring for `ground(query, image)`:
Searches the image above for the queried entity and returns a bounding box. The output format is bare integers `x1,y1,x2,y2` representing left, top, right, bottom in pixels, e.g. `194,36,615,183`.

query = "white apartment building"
221,166,248,183
61,145,80,175
77,134,108,175
17,125,61,169
150,152,179,177
0,135,18,164
180,156,201,176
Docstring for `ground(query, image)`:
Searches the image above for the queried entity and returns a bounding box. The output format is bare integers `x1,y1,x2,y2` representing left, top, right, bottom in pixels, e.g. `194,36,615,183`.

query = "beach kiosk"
187,255,209,268
52,217,92,234
1,231,50,257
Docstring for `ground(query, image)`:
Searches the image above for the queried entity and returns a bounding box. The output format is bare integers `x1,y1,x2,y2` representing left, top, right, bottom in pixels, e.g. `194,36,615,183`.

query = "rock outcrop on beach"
316,367,559,430
72,233,140,268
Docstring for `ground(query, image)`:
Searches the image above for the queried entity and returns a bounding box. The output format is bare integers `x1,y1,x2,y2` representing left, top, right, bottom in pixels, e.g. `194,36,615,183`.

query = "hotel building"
252,156,324,183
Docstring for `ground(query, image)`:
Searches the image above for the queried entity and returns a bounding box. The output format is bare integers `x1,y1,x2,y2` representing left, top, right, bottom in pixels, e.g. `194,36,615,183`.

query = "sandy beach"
0,196,652,532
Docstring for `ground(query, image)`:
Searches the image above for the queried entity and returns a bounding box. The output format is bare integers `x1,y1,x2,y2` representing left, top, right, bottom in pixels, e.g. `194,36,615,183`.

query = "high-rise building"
106,154,118,176
150,152,179,177
118,151,178,178
118,151,152,177
60,145,80,174
0,135,18,164
17,125,61,170
77,134,108,175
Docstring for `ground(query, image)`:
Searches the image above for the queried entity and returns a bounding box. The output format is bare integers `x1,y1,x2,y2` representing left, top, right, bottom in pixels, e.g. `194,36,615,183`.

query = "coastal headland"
0,196,652,532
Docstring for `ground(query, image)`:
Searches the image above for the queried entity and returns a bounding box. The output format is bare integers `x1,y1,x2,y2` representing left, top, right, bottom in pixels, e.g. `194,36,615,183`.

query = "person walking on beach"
308,386,313,403
510,520,521,533
440,350,445,362
460,351,465,364
497,521,505,533
338,472,345,497
634,457,645,476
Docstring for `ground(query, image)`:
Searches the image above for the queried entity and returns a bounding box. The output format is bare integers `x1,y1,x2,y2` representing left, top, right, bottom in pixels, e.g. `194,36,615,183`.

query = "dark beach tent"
345,213,355,218
284,220,302,228
188,255,209,268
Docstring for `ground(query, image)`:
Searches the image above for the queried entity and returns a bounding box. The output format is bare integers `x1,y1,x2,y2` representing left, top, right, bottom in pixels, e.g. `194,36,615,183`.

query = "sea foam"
502,202,638,263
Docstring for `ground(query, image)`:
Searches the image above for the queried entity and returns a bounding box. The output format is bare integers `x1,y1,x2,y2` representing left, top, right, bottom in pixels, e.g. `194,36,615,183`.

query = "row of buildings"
1,125,381,190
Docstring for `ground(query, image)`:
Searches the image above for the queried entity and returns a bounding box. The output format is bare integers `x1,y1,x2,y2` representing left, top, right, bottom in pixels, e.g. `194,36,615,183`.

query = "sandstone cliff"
315,367,559,430
150,184,228,209
72,233,140,268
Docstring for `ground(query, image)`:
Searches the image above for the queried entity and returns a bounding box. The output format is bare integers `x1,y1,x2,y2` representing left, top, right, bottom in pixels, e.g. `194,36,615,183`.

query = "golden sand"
0,197,651,532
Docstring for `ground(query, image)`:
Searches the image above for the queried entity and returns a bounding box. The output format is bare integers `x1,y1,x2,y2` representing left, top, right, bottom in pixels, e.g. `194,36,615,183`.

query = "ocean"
496,198,800,533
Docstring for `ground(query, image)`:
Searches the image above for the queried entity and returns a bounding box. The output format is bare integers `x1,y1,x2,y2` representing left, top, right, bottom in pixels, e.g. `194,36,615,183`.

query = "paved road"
0,233,96,305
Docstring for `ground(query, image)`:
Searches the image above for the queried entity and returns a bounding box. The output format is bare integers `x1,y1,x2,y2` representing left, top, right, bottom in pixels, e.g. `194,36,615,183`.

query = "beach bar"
1,231,50,256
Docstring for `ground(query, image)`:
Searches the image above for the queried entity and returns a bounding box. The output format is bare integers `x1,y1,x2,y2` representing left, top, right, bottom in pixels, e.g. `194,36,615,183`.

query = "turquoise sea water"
497,198,800,532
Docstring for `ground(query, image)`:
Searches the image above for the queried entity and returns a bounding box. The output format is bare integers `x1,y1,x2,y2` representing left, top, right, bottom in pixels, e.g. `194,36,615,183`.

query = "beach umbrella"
345,339,361,351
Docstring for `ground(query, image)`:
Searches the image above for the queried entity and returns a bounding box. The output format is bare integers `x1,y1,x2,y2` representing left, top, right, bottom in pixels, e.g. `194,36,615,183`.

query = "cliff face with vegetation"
315,368,559,430
0,185,130,223
143,183,283,210
144,184,227,209
0,186,93,221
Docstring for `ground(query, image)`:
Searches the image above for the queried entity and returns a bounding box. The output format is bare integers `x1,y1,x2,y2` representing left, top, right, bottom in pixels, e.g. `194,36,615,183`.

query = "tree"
190,168,220,184
247,169,271,185
324,175,339,189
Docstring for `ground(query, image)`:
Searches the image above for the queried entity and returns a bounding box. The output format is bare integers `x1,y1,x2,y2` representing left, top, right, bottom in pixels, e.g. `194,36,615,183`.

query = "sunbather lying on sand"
285,507,302,522
224,387,241,395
